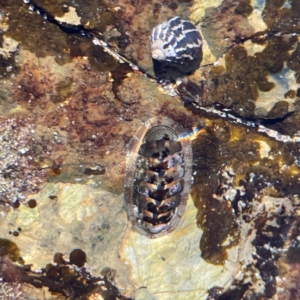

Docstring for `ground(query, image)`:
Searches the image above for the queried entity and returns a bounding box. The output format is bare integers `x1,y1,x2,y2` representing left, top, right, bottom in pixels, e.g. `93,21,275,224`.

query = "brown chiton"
124,117,193,238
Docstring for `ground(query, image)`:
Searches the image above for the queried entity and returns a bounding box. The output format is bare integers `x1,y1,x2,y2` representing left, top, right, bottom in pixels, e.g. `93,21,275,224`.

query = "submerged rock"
0,0,300,299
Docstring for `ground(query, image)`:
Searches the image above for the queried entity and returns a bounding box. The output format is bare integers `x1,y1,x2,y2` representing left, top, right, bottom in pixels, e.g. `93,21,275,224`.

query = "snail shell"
124,117,193,238
150,16,202,64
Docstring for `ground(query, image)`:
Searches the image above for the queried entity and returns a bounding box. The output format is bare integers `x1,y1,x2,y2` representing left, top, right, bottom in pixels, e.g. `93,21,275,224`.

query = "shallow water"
0,0,300,299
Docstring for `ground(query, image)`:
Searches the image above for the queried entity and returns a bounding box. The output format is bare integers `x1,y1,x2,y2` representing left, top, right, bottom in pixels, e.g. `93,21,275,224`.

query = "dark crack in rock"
180,34,300,120
3,0,72,63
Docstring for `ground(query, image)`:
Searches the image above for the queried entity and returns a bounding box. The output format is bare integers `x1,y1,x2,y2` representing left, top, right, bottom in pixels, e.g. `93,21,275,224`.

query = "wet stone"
116,74,143,104
1,0,300,299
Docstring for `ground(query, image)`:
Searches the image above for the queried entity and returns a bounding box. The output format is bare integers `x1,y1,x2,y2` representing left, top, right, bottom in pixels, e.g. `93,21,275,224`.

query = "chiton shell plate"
124,117,193,238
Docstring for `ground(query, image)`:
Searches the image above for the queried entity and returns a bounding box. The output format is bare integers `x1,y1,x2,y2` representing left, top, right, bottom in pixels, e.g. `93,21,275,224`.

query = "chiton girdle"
124,117,193,238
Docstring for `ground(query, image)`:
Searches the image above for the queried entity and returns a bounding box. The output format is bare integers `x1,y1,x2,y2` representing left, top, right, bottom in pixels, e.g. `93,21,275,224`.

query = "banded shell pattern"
150,16,202,64
124,117,193,238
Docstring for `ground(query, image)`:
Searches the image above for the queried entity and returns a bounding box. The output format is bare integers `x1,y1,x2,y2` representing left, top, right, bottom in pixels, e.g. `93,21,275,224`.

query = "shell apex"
150,16,203,64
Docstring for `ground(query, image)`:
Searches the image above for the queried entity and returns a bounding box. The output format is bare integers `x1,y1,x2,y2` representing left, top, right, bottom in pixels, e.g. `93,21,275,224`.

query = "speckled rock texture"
0,0,300,299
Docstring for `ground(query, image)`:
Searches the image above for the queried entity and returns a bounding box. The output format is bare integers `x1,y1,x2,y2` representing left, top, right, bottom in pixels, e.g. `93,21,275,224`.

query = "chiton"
124,117,193,238
150,16,203,64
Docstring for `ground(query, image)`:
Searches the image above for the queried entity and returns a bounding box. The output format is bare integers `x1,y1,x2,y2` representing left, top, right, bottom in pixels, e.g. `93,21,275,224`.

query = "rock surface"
0,0,300,299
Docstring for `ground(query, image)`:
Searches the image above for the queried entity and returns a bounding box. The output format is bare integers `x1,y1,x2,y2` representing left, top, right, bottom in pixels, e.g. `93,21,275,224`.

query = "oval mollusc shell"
150,16,203,64
124,117,193,238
